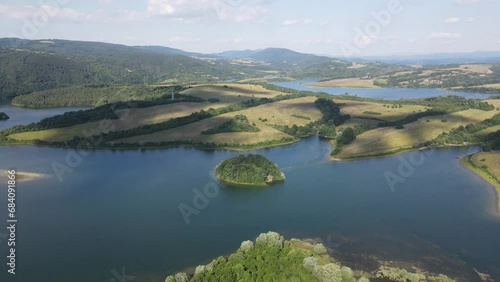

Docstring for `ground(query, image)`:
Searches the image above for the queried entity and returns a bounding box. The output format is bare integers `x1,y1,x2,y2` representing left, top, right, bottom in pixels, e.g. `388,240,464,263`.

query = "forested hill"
0,38,258,99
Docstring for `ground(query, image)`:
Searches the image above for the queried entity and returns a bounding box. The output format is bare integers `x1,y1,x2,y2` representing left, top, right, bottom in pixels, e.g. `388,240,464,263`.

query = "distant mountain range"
351,51,500,65
1,37,499,99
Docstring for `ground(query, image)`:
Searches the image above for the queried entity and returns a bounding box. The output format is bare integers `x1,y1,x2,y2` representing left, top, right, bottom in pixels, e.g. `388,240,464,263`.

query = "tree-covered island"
215,154,285,186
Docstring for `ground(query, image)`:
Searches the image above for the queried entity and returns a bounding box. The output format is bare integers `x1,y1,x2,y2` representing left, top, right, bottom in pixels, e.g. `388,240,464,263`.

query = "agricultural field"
116,97,321,146
470,151,500,181
336,100,500,159
333,99,429,122
8,83,287,142
465,151,500,210
444,64,493,74
182,83,284,104
470,83,500,89
8,102,220,142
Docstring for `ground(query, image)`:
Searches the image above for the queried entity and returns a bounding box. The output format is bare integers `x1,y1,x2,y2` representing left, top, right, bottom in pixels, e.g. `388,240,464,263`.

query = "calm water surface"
0,138,499,282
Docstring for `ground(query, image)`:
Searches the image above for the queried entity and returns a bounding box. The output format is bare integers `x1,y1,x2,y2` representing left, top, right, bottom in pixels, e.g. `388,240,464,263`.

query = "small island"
216,154,285,186
0,112,9,120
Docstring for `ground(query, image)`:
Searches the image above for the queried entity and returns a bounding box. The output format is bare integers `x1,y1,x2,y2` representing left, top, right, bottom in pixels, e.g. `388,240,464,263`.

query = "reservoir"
0,137,499,281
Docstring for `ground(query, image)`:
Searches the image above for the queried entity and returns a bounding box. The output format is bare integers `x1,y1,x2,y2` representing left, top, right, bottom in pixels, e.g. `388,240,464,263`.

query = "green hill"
0,38,257,99
216,154,285,186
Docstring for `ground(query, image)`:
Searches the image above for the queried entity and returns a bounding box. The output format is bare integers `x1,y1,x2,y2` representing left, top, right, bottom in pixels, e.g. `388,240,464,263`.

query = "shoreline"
460,155,500,213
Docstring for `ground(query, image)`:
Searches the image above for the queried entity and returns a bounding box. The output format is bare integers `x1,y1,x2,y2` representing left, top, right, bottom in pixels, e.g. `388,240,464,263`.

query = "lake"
0,100,89,130
272,79,495,100
0,137,499,282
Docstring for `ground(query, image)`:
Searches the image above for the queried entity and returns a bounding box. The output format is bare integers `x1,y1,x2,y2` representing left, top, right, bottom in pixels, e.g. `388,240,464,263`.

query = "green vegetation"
268,98,346,139
165,231,453,282
291,114,311,120
378,110,446,128
362,111,382,115
337,127,357,145
166,232,361,282
377,64,500,92
0,105,118,140
376,266,453,282
11,85,191,107
202,115,260,134
314,98,351,126
216,154,285,186
0,112,9,120
425,114,500,148
461,152,500,210
0,39,259,99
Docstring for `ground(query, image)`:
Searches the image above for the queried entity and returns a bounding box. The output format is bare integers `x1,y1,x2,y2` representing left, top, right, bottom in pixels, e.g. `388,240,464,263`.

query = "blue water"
272,79,495,100
0,139,498,282
0,100,90,130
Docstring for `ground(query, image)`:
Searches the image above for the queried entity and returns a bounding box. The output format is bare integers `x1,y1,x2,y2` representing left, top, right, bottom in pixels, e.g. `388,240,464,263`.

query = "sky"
0,0,499,57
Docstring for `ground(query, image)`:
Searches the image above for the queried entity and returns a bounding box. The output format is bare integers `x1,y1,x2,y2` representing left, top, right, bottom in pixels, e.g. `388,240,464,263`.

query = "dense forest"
216,154,285,186
0,39,260,99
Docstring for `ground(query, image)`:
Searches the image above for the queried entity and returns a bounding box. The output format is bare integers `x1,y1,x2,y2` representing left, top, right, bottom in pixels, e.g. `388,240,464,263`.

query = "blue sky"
0,0,499,57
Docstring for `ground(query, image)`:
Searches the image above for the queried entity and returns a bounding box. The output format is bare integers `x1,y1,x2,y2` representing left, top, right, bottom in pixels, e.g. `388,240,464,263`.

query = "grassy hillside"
462,152,500,211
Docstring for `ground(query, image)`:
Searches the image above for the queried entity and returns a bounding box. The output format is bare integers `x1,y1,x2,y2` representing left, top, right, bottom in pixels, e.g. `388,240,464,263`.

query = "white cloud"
283,19,298,25
354,35,380,46
429,32,463,39
444,17,460,23
169,36,200,43
0,3,147,23
466,17,475,22
147,0,270,22
455,0,487,4
282,19,313,26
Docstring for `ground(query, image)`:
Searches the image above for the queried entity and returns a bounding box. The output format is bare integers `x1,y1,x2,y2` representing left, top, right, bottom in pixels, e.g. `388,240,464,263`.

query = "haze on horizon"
0,0,499,57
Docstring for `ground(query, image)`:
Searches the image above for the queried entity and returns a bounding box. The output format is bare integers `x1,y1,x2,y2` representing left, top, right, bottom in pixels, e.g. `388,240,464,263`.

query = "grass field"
337,104,500,159
8,102,220,142
116,97,321,146
458,64,493,74
470,83,500,89
9,83,285,142
477,125,500,137
333,99,429,122
463,151,500,211
309,78,379,88
182,83,284,104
